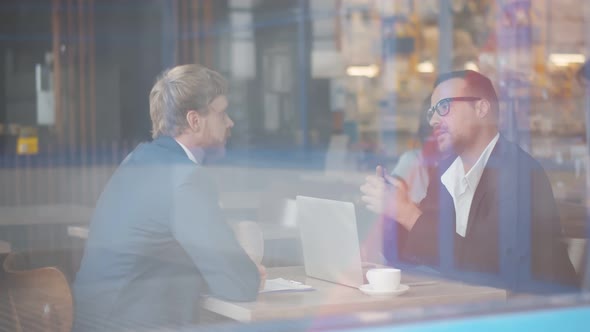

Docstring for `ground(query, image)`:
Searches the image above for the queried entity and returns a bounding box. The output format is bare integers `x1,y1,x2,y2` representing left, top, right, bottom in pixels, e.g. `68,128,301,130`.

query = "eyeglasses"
426,97,482,122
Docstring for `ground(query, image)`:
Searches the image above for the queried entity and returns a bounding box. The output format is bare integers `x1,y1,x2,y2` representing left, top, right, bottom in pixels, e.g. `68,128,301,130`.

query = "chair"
0,278,20,331
0,241,11,255
3,252,73,332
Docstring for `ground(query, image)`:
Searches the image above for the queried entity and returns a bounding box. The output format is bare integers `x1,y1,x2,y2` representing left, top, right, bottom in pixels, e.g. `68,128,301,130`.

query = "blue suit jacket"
73,136,260,331
384,135,578,291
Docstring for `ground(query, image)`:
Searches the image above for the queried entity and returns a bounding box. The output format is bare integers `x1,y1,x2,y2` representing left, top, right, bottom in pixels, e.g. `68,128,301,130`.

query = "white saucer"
358,284,410,297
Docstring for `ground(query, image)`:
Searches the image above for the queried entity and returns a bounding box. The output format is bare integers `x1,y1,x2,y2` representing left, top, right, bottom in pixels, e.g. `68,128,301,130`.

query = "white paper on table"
260,278,314,294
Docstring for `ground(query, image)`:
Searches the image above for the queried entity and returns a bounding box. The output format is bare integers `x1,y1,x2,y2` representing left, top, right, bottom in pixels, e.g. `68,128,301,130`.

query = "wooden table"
0,204,95,278
0,205,94,250
201,266,507,322
0,204,94,226
67,225,90,239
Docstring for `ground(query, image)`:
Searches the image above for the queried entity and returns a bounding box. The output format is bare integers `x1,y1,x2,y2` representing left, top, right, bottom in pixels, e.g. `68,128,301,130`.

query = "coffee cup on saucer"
366,268,401,292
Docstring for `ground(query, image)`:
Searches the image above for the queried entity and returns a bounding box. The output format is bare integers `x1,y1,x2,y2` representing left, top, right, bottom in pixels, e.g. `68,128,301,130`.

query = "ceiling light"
417,61,435,73
346,65,379,78
549,53,586,66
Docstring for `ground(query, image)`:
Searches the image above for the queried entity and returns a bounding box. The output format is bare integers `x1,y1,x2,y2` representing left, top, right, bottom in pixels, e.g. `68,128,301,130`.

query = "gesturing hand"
360,166,421,230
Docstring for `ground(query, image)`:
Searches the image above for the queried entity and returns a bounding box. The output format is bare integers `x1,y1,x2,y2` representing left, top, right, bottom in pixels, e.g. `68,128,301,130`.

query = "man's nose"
429,111,440,127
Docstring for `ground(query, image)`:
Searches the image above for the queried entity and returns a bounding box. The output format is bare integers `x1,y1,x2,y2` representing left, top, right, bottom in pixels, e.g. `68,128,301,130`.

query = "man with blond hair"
73,64,263,331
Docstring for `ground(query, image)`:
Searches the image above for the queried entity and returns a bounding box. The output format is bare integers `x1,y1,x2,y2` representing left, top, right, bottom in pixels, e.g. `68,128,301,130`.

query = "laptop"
296,195,367,288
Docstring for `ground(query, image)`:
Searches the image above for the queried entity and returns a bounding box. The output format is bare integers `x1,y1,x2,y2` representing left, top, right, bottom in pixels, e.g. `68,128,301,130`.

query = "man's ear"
476,99,491,119
186,110,202,132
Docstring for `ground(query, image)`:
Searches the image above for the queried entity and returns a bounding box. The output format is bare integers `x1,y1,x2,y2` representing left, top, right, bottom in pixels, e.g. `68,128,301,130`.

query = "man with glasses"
361,70,578,290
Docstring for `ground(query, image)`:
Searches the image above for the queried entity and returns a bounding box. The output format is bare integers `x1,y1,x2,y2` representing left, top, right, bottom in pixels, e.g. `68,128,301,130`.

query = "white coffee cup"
231,221,264,264
366,268,401,292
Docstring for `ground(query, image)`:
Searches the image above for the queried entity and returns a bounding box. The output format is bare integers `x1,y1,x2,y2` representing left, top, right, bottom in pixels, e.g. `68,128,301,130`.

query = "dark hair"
433,70,499,117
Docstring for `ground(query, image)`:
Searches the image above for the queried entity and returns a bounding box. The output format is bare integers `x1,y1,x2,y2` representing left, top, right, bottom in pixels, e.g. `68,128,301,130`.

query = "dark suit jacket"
73,136,260,331
385,135,578,291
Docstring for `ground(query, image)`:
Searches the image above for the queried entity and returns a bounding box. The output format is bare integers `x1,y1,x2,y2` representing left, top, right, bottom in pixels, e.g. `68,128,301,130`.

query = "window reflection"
0,0,588,331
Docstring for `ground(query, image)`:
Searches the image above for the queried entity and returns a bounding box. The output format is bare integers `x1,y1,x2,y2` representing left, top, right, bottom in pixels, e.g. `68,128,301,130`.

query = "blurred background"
0,0,589,329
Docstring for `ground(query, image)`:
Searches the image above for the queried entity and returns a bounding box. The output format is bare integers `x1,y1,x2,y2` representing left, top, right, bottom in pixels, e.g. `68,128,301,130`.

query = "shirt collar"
174,139,204,165
463,133,499,189
441,133,500,192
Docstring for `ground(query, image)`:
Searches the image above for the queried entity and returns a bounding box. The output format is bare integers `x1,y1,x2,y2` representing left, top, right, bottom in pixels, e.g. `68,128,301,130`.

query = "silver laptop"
296,195,365,288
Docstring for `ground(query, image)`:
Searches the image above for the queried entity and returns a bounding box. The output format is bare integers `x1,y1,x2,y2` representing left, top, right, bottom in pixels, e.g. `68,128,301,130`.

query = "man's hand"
257,264,267,291
360,166,422,230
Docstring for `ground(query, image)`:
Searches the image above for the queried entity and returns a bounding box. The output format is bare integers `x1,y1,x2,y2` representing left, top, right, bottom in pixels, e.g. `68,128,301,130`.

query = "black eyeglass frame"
426,97,482,122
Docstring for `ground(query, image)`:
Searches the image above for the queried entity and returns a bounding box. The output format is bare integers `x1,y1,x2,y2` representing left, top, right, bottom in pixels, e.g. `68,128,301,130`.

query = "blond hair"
149,64,228,139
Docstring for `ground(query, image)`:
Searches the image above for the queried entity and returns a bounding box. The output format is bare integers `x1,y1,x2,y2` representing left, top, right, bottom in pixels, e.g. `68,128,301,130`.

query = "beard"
436,132,453,153
200,126,229,156
203,137,228,163
436,131,465,157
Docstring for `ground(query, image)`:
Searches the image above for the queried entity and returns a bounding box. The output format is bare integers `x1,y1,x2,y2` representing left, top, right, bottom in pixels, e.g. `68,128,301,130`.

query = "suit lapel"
464,136,507,237
465,167,494,236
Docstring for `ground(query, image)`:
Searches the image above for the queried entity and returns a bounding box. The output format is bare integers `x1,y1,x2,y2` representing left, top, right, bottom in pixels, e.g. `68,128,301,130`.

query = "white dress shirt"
440,133,500,237
174,139,204,165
